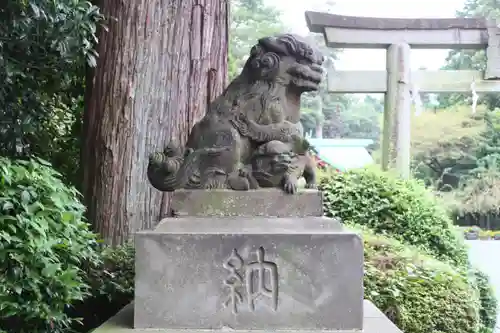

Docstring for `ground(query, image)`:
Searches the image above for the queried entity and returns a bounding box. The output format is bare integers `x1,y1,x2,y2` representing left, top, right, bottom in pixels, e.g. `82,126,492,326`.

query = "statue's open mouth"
287,63,323,92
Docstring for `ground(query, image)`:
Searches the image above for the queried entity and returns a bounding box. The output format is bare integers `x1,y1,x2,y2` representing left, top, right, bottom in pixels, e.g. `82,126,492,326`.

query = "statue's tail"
147,146,231,192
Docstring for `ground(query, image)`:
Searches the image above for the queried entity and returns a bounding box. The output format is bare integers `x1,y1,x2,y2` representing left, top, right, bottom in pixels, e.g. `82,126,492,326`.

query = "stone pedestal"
134,217,363,330
92,190,402,333
170,189,324,217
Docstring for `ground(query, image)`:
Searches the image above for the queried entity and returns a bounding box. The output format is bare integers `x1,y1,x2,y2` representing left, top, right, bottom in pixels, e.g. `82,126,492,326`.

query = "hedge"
319,167,497,333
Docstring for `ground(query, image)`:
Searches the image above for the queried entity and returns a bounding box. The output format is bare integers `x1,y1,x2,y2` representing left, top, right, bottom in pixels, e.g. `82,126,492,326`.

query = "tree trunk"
82,0,229,245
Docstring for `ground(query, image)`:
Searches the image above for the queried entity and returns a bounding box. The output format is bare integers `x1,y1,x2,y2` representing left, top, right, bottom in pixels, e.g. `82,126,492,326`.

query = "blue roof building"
308,138,374,171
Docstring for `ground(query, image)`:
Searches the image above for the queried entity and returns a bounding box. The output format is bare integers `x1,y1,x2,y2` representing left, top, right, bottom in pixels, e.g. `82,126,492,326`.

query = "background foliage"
0,158,100,333
363,229,481,333
67,243,135,333
0,0,102,189
319,168,497,333
320,167,468,266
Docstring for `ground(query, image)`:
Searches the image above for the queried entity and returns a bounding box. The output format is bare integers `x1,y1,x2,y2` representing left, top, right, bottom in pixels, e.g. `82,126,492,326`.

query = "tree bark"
82,0,229,245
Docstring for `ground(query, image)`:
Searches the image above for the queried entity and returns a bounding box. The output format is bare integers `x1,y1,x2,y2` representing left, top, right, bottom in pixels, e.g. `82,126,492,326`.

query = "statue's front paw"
279,131,302,144
282,176,298,194
203,178,228,190
305,182,317,189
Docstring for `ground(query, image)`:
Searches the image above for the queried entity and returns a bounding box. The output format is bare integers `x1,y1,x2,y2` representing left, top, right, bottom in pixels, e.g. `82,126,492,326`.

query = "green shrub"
87,243,135,298
361,227,480,333
0,158,100,333
68,243,135,332
319,167,468,266
470,268,498,333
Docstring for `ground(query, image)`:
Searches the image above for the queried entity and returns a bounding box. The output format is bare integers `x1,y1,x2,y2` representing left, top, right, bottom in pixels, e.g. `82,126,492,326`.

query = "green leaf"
42,263,60,277
20,190,31,204
13,285,22,295
2,201,14,211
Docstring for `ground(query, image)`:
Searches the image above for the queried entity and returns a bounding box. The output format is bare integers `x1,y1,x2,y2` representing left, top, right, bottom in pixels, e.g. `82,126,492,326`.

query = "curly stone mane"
209,33,323,124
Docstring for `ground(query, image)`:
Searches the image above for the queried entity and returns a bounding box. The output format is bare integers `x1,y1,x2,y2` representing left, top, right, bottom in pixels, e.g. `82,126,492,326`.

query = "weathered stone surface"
485,27,500,79
363,300,403,333
154,216,342,233
170,189,323,217
134,217,363,330
147,34,323,194
93,300,402,333
306,10,491,32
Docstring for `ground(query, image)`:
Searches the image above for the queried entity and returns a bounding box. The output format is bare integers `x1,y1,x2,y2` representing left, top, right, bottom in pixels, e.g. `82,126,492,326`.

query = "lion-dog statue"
147,34,324,194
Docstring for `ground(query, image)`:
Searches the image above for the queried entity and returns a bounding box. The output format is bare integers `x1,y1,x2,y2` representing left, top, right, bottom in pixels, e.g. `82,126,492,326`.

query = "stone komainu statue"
147,34,324,194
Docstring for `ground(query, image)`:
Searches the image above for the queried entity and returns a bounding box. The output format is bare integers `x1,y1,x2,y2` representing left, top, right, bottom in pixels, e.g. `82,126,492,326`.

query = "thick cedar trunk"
83,0,229,245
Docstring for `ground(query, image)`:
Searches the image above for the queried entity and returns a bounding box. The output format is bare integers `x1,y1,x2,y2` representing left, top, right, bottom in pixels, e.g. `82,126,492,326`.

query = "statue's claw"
203,177,228,190
282,176,298,194
305,182,317,189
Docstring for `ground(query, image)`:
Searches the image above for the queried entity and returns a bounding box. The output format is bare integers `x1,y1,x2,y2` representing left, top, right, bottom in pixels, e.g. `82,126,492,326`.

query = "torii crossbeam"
305,11,500,178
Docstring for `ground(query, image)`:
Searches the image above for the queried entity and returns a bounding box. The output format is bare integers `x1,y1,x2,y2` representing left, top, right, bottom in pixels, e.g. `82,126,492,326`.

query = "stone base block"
134,217,363,331
170,189,323,217
92,301,403,333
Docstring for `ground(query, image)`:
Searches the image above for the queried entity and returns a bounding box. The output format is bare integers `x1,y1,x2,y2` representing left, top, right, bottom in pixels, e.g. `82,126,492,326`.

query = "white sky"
267,0,466,70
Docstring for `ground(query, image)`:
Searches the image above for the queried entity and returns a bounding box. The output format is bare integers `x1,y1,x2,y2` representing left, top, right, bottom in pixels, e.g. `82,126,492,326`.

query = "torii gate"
305,11,500,178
